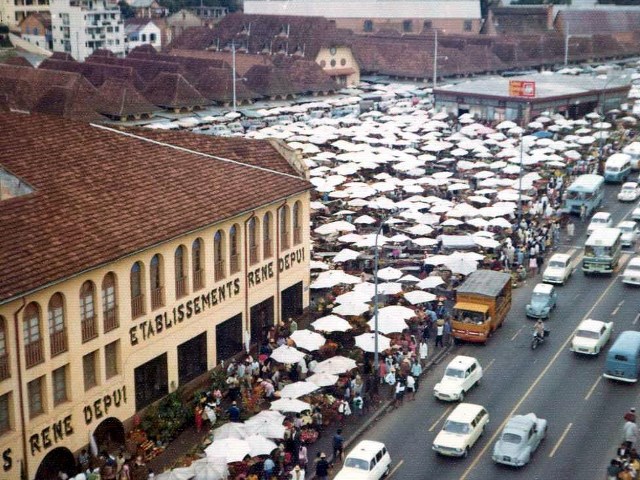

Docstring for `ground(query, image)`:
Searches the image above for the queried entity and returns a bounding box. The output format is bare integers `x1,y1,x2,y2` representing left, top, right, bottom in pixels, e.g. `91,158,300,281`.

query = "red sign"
509,80,536,98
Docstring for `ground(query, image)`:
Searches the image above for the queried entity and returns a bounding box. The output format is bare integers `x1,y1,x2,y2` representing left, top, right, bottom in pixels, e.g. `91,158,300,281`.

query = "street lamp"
432,29,448,91
596,74,628,173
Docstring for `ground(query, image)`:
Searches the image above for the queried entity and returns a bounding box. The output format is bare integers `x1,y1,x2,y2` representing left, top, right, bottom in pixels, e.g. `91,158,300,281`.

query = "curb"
326,344,453,470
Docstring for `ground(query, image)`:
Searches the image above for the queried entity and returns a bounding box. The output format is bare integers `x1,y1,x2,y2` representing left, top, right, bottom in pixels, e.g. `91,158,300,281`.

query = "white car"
618,182,640,202
434,356,483,402
587,212,613,235
618,221,639,248
433,403,489,458
633,204,640,221
570,319,613,355
542,253,572,285
622,257,640,286
334,440,391,480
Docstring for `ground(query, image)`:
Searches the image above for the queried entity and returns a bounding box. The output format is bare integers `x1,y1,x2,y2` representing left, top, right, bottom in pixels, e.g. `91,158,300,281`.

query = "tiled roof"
194,67,259,103
0,111,311,304
39,58,145,89
271,55,338,94
87,54,179,85
2,56,33,67
142,72,209,108
50,52,76,61
244,64,294,98
168,49,265,76
555,9,640,36
31,85,105,123
97,78,158,117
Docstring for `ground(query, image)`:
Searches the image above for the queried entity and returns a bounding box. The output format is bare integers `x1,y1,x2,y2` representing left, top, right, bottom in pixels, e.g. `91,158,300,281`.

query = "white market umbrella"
355,332,391,353
443,257,478,275
245,410,286,425
377,305,415,320
404,290,437,305
270,345,306,364
378,282,403,295
408,224,434,235
368,316,408,334
314,356,358,375
412,237,438,247
353,215,377,224
270,398,312,413
333,248,362,262
205,438,251,463
335,290,372,305
280,381,320,399
417,276,445,289
376,266,403,281
213,422,247,440
488,217,513,229
310,270,361,289
314,221,356,235
312,315,352,332
244,419,286,440
474,236,501,248
332,302,370,316
310,260,329,271
398,274,420,283
290,330,326,352
246,434,278,457
307,372,340,387
191,458,228,480
156,467,195,480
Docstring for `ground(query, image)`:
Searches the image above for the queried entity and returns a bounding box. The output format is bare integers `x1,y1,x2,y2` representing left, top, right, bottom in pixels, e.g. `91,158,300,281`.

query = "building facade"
18,12,52,50
0,112,311,479
0,0,49,28
315,45,360,86
124,18,161,52
50,0,125,61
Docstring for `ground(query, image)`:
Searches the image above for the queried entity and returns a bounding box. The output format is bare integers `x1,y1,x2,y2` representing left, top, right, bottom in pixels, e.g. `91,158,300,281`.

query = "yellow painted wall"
315,46,360,86
0,191,310,478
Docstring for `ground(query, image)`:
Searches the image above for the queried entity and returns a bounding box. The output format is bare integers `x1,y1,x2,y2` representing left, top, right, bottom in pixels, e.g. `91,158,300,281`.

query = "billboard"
509,80,536,98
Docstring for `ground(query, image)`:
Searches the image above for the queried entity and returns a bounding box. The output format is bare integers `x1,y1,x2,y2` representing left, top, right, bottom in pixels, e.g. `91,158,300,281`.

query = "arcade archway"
35,447,75,480
93,417,126,454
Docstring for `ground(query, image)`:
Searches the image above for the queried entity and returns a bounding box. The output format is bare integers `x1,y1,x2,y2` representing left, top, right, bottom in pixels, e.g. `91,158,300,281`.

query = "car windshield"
623,186,635,192
620,226,634,233
531,292,548,302
576,329,600,339
501,432,522,444
626,264,640,271
445,368,465,379
592,218,608,224
344,458,369,470
443,420,471,434
548,261,565,268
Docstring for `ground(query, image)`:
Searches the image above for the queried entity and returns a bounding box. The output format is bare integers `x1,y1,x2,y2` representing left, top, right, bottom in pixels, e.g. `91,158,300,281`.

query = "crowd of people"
608,408,640,479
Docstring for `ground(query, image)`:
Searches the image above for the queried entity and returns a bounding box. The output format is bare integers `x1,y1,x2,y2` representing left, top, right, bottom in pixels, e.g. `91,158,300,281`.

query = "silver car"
492,413,547,467
618,221,638,248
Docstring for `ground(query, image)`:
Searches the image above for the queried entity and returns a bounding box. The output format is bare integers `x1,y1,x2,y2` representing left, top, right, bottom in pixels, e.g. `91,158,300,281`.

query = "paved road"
351,182,640,480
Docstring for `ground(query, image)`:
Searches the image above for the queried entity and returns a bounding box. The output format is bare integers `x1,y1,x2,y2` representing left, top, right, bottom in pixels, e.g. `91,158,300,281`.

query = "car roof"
446,355,479,370
622,182,638,187
627,257,640,266
533,283,554,294
347,440,386,458
618,221,636,228
549,253,571,262
448,403,485,423
578,319,606,331
505,415,536,431
592,212,611,219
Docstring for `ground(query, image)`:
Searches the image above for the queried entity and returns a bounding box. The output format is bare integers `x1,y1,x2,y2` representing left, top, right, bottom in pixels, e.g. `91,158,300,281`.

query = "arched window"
280,205,290,251
0,316,9,380
192,238,205,291
150,254,164,310
363,19,373,32
229,225,240,274
263,212,273,259
130,261,145,319
293,201,302,245
175,245,188,299
48,293,67,356
248,217,259,265
23,302,43,368
80,281,98,343
102,272,118,333
214,230,226,282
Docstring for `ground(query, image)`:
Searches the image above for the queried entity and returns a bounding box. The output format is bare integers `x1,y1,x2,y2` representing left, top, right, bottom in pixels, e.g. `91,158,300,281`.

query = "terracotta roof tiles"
97,78,158,118
142,72,209,109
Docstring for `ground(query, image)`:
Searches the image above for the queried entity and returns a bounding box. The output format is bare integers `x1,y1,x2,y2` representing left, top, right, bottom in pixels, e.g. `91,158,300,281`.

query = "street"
354,181,640,480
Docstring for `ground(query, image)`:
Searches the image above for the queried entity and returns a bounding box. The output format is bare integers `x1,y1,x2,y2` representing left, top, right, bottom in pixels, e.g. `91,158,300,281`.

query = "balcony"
175,277,187,299
131,294,145,319
193,269,204,291
230,254,240,274
25,339,43,369
49,330,67,357
0,355,10,381
81,316,98,343
151,286,165,310
293,227,302,245
103,306,118,333
214,260,225,282
249,245,259,265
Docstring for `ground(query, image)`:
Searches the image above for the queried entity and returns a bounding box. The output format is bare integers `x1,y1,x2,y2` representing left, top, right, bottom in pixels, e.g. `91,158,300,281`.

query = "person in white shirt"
406,375,416,401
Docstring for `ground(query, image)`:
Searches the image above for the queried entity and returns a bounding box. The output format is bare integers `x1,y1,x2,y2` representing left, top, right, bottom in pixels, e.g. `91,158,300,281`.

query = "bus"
623,142,640,170
583,227,622,274
604,153,632,183
563,174,604,217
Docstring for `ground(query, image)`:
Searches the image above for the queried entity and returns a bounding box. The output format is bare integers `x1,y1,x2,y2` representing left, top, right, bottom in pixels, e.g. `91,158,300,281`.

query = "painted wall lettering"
29,415,73,456
2,448,11,471
248,248,305,289
83,386,127,425
130,278,241,346
278,247,305,273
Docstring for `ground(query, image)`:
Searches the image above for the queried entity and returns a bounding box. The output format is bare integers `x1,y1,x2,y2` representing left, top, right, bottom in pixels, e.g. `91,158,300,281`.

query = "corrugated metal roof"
456,270,511,297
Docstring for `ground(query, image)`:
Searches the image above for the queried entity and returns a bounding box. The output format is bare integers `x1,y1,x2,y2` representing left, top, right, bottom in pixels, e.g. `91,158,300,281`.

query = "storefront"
178,333,208,385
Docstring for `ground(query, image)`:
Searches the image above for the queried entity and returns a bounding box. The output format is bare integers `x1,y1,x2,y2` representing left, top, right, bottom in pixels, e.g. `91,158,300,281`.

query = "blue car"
525,283,557,319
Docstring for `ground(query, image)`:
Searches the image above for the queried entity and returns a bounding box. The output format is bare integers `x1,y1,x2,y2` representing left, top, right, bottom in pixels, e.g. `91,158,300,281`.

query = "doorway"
250,297,274,346
215,314,243,364
93,417,126,454
281,282,303,322
134,353,168,411
178,332,207,385
36,447,76,479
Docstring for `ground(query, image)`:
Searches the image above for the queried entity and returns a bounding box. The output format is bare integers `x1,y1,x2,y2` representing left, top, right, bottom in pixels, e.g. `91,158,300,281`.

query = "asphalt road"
352,182,640,480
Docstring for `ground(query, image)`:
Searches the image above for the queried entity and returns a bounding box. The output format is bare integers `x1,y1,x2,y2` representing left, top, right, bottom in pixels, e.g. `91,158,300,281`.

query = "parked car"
526,283,557,319
542,253,572,285
432,403,489,458
618,182,640,202
570,319,614,355
618,221,639,248
334,440,391,480
587,212,613,235
622,257,640,286
492,413,547,467
433,356,483,402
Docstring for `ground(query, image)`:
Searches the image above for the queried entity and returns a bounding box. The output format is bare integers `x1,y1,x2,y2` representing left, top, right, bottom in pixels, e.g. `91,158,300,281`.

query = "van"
432,403,490,457
623,142,640,169
586,212,613,236
604,153,632,183
334,440,391,480
604,331,640,382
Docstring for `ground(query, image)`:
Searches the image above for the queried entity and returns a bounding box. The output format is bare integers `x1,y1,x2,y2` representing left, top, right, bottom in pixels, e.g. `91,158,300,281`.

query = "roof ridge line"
90,123,304,180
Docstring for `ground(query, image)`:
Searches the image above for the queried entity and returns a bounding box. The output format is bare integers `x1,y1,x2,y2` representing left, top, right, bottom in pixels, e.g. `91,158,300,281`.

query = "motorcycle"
531,330,549,350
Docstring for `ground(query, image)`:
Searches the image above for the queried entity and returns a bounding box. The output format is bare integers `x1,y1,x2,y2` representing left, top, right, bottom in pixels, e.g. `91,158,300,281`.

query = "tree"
117,0,136,18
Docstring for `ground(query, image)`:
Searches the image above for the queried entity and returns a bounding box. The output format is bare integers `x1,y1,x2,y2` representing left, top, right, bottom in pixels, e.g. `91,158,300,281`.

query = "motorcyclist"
534,319,546,340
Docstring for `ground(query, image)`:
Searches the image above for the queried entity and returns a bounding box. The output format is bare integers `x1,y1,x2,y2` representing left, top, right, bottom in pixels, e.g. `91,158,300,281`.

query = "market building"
434,73,631,122
0,111,311,479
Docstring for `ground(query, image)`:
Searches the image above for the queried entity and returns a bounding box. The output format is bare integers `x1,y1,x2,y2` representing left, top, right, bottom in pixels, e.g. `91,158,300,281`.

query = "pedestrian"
227,401,241,423
333,429,344,462
312,407,323,437
443,319,452,346
298,444,308,469
353,392,364,416
394,379,405,407
204,397,217,426
419,340,428,366
410,359,422,390
289,317,298,334
580,204,587,221
406,375,416,401
194,403,204,433
624,417,639,448
78,449,91,473
528,255,538,276
315,453,330,480
263,456,275,480
435,321,444,348
567,220,575,238
536,253,544,273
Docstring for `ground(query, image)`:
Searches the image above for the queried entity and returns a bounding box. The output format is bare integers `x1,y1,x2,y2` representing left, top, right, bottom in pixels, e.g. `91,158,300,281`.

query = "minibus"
623,142,640,169
563,174,604,216
604,331,640,382
583,227,622,274
604,153,632,182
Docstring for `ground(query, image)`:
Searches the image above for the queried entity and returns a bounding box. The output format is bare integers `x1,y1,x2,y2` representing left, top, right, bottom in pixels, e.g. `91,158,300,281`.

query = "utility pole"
232,40,237,112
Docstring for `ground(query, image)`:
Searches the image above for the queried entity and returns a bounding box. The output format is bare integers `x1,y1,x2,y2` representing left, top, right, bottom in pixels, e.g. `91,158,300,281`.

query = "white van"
623,142,640,170
587,211,613,236
604,153,632,183
334,440,392,480
433,403,490,458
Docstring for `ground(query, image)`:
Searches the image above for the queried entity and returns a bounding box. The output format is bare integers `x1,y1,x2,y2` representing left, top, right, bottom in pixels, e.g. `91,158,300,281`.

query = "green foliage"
117,1,136,19
141,390,190,444
160,0,238,14
210,368,227,392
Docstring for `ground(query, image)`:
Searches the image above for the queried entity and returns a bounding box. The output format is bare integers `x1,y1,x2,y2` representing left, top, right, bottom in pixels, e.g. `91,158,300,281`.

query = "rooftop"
0,112,311,305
